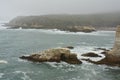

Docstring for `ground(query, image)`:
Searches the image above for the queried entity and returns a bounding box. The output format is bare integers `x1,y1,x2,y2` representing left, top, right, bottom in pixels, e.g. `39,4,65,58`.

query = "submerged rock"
83,25,120,66
81,52,102,57
20,48,82,64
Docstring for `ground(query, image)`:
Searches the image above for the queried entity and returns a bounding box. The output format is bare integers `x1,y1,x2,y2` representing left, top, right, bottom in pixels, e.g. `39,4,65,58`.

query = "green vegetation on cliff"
7,12,120,31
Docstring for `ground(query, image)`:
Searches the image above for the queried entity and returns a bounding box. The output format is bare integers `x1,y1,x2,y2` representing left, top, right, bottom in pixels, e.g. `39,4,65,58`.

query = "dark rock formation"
20,48,82,64
82,54,120,66
65,46,74,49
95,48,108,51
81,52,102,57
83,25,120,66
100,51,108,55
67,26,96,32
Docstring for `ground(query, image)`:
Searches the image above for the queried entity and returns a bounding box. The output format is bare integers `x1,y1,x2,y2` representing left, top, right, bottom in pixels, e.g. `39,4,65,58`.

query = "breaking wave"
0,60,8,64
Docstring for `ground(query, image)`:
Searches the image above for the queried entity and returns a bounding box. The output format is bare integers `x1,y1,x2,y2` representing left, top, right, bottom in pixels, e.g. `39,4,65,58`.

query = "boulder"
81,52,102,57
20,48,82,64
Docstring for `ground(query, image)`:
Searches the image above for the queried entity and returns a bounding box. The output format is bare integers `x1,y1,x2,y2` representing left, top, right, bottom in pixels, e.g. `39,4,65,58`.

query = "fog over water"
0,0,120,20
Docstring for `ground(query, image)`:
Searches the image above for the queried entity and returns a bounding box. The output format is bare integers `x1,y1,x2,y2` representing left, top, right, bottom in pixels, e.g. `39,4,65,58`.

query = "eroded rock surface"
20,48,82,64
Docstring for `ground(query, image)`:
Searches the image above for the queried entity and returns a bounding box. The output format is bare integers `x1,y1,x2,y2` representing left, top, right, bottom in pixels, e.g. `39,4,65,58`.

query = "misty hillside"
7,12,120,31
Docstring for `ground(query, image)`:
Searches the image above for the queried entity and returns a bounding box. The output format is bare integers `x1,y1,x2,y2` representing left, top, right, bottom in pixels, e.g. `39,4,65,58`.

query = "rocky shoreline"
6,24,96,33
82,25,120,66
20,25,120,67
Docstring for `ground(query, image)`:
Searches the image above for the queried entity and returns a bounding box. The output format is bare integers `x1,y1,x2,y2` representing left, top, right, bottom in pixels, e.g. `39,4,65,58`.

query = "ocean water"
0,22,120,80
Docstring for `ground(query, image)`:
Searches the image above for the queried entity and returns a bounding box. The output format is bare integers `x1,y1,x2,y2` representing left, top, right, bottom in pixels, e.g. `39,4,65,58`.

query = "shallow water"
0,23,120,80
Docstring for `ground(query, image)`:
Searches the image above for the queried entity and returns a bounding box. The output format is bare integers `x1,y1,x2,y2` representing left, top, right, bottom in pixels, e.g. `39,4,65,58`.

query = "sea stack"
108,25,120,55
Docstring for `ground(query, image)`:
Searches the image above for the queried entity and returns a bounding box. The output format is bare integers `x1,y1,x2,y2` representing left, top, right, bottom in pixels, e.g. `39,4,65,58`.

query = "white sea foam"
46,62,75,68
8,28,115,36
71,46,105,62
0,26,7,29
0,73,4,78
0,21,8,29
0,60,8,64
17,58,28,62
38,29,115,36
0,24,7,29
14,71,32,80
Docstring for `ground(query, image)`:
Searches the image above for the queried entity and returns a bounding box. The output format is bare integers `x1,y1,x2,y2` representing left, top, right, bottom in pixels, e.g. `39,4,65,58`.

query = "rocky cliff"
108,25,120,55
6,13,120,32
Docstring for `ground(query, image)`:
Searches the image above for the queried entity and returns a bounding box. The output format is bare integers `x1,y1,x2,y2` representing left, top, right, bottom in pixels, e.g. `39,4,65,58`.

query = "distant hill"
6,12,120,31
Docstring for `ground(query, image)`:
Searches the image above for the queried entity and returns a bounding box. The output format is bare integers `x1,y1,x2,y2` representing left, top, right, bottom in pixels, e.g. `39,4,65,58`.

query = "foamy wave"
46,62,75,68
0,73,4,78
43,29,115,36
38,29,115,36
0,21,8,29
5,28,115,36
45,62,82,72
0,25,7,29
0,60,8,64
13,71,32,80
71,46,105,62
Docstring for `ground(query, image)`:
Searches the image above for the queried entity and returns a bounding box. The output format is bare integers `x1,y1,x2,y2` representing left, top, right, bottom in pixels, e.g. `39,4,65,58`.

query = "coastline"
5,25,116,32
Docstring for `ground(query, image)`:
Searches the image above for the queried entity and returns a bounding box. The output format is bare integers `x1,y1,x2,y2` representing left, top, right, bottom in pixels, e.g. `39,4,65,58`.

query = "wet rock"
82,54,120,66
100,51,109,55
83,26,120,66
65,46,74,49
20,48,82,64
95,48,108,51
81,52,102,57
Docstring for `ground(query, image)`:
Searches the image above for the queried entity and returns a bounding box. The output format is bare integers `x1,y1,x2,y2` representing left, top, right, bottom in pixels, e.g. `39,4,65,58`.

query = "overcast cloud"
0,0,120,20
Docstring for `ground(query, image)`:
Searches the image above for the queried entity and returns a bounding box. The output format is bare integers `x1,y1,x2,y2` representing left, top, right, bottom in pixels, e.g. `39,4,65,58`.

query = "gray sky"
0,0,120,20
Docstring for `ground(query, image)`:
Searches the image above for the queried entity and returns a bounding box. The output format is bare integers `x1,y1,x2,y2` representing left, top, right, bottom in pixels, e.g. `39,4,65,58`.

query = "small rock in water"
65,46,74,49
81,52,102,57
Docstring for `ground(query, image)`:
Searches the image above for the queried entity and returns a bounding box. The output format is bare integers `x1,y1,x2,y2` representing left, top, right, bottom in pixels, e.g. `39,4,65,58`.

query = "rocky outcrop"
81,52,102,57
20,48,82,64
83,25,120,66
68,26,96,32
